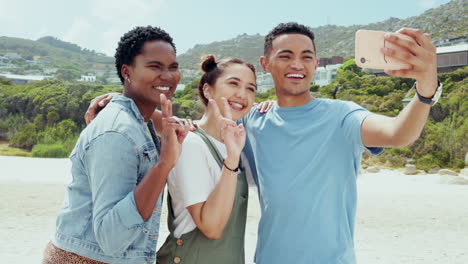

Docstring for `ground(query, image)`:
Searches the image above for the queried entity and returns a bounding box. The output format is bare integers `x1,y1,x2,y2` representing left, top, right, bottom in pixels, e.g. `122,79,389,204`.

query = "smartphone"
355,30,412,70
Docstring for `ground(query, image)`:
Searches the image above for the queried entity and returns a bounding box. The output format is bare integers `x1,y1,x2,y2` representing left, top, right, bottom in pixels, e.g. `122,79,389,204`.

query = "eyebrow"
227,77,257,89
146,61,179,67
146,61,163,66
277,49,315,55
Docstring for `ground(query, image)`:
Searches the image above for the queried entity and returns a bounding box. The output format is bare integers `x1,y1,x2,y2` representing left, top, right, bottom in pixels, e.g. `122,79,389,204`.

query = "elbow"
200,226,223,240
390,135,418,148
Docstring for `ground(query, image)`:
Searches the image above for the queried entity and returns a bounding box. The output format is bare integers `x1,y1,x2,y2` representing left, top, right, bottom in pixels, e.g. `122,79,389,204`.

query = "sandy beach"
1,155,467,264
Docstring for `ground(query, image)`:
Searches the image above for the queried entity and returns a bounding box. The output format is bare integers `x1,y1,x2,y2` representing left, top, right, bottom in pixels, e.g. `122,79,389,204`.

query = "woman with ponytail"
156,55,257,264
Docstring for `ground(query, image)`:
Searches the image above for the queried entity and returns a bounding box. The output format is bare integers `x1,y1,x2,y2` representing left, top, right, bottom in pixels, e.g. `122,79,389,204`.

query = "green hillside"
177,0,468,70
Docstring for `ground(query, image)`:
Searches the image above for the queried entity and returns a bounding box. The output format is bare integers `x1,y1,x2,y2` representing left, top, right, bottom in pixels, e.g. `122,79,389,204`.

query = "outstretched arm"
362,28,439,148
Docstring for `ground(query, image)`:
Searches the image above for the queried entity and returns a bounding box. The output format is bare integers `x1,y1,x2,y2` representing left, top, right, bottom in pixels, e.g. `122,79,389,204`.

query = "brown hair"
198,55,256,106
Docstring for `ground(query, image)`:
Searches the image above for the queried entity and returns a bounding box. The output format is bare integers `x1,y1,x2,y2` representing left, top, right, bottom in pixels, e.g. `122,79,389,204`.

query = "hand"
158,94,190,169
84,92,121,125
150,110,197,135
208,98,246,162
255,100,276,113
382,28,438,97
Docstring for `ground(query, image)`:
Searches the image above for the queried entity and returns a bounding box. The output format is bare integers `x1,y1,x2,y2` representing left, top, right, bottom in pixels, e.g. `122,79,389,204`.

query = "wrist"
415,80,438,98
155,159,174,174
223,157,239,172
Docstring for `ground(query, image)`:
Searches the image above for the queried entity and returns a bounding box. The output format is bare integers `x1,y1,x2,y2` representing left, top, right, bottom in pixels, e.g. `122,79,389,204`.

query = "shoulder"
319,98,366,115
87,102,142,138
182,132,207,148
177,132,211,160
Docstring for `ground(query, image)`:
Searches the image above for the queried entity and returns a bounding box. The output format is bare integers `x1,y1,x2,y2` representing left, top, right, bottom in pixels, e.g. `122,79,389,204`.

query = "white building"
0,73,52,85
313,64,343,86
256,72,274,93
79,75,96,82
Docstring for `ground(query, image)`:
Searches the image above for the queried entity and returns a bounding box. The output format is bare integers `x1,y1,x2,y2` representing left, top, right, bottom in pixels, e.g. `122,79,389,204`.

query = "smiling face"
122,40,180,107
261,33,318,103
204,63,257,121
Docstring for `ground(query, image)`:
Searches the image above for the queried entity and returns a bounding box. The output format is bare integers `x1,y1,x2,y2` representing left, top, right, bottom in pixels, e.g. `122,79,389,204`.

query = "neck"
198,107,224,142
123,91,157,122
276,89,314,107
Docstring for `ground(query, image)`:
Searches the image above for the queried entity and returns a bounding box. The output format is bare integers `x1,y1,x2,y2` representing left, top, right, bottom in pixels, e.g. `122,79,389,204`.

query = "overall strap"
193,127,224,169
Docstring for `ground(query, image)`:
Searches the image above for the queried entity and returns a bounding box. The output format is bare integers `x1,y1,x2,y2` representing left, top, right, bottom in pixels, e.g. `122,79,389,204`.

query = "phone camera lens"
360,57,366,64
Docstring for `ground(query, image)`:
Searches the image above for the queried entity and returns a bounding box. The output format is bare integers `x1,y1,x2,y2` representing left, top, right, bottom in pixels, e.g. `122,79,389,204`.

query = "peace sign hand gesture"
158,94,190,169
208,98,246,166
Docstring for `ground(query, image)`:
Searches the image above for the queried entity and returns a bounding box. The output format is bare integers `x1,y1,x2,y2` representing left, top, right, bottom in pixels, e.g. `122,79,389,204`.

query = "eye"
303,56,314,60
279,55,290,59
229,81,239,86
247,87,256,92
149,64,162,69
169,65,179,71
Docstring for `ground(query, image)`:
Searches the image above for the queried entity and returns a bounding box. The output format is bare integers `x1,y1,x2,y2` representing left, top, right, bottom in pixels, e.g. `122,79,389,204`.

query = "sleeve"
168,134,217,209
238,106,257,127
241,152,256,187
242,133,258,187
85,132,145,255
341,101,384,156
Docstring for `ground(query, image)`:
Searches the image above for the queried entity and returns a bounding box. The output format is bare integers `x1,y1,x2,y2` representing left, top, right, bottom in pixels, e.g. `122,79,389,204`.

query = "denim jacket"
54,95,163,264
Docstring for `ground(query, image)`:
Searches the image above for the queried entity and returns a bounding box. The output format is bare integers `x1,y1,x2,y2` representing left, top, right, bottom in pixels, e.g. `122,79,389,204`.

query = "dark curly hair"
198,55,256,106
115,26,176,84
264,22,316,56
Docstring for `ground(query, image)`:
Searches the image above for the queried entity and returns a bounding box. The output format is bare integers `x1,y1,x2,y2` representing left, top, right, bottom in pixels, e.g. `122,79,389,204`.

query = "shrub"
31,143,70,158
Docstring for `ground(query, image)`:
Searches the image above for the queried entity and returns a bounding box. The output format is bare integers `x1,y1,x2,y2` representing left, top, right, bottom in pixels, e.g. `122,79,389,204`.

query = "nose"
290,58,304,71
160,69,173,80
236,86,248,99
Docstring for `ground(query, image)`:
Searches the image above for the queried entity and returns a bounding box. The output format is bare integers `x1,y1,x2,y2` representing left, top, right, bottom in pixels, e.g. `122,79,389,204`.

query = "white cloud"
62,18,93,49
92,0,164,23
0,0,22,25
419,0,437,9
88,0,166,55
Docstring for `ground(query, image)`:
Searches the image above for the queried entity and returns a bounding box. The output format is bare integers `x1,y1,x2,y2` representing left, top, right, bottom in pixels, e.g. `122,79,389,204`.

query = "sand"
0,155,467,264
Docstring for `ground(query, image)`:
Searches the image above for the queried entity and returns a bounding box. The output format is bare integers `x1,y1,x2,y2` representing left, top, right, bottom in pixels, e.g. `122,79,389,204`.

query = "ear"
203,83,213,100
260,56,270,73
121,64,131,80
314,58,319,70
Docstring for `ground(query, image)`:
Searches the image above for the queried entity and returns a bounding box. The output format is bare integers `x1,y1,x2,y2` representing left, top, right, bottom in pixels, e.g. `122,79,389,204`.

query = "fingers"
381,46,418,70
186,119,197,131
208,99,223,120
397,28,433,49
256,100,275,113
263,100,274,113
160,94,173,118
85,94,111,125
98,94,113,107
384,69,413,78
175,122,190,144
221,97,233,120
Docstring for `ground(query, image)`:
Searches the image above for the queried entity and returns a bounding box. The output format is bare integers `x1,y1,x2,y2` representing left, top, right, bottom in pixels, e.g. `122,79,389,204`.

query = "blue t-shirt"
242,98,383,264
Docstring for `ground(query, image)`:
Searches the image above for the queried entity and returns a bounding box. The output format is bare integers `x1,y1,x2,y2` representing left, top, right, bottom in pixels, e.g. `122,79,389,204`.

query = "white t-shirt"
166,131,251,238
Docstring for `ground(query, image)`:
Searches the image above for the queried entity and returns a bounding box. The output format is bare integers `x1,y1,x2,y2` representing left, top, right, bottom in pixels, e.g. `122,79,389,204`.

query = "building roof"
0,73,52,81
437,44,468,54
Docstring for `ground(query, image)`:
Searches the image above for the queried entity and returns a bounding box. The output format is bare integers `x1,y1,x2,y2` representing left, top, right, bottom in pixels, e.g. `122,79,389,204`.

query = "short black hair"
264,22,316,56
115,26,176,83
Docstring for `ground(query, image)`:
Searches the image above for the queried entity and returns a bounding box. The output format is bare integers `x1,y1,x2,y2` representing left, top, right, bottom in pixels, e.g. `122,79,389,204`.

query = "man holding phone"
241,22,440,263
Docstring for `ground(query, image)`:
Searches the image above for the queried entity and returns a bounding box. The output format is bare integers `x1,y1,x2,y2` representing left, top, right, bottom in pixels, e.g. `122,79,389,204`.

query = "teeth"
154,86,170,91
229,102,244,109
287,74,304,78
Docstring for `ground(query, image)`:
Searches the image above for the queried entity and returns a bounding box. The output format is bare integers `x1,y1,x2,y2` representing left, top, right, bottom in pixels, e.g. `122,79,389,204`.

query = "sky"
0,0,453,56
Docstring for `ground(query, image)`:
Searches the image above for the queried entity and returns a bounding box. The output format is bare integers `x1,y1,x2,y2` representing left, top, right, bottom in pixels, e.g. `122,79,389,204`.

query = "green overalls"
157,128,248,264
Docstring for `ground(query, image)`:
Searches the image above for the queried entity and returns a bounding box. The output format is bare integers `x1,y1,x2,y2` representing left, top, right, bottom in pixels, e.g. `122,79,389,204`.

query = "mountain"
177,0,468,70
0,36,114,73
